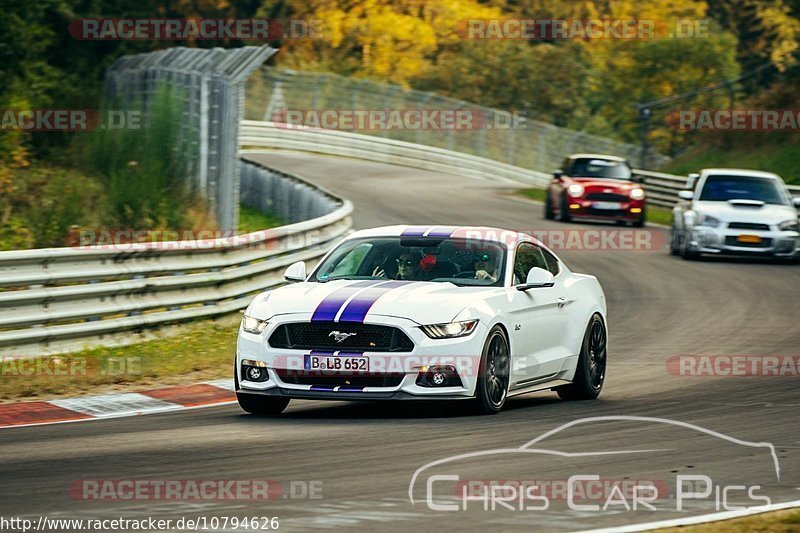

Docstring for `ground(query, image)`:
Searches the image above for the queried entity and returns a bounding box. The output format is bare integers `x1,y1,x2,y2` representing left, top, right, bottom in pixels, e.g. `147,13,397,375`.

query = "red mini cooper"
545,154,647,227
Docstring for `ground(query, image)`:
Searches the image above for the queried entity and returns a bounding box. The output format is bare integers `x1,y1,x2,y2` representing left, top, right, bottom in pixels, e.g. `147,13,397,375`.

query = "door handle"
557,297,567,308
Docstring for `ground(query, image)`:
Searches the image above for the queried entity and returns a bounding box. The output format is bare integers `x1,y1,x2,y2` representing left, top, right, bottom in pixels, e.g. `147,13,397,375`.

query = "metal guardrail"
242,120,800,209
0,162,352,356
240,121,551,187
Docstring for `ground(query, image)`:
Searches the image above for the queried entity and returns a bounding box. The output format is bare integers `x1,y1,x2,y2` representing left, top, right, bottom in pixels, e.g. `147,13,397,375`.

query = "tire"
633,210,646,228
559,193,572,222
544,191,555,220
557,314,606,401
681,237,699,260
669,226,681,256
235,364,290,415
471,326,511,415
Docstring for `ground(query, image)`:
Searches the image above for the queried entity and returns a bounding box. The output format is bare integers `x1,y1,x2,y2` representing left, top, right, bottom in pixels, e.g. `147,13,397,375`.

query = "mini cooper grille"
269,322,414,352
586,207,627,217
275,369,404,388
585,192,628,202
728,222,770,231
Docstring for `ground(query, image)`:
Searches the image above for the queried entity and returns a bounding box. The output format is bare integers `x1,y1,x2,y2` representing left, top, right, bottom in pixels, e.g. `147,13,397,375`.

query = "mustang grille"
269,322,414,352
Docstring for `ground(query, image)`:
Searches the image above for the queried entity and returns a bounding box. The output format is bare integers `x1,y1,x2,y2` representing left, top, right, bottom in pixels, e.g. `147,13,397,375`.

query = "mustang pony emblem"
329,331,357,343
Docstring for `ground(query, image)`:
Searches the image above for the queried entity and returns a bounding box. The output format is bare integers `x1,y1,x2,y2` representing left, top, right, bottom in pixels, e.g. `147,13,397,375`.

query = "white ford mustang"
235,225,608,415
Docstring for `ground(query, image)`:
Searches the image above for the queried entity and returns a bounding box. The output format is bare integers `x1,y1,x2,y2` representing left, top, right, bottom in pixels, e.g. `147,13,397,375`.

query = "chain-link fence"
105,45,276,231
246,67,669,174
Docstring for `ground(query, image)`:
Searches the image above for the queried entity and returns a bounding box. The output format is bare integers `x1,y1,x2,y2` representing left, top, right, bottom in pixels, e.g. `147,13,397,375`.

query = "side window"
513,243,548,284
562,157,573,176
540,248,561,276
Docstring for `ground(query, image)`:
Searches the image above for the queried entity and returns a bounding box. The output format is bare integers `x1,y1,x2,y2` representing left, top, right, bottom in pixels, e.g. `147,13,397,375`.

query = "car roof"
700,168,782,180
345,225,539,248
568,153,628,163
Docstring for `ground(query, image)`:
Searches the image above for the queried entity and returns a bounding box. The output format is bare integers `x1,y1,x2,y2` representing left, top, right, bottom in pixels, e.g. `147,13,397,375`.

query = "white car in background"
671,169,800,260
235,226,608,415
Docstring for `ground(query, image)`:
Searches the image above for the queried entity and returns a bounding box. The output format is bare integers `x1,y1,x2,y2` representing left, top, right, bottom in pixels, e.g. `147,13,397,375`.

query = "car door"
506,242,569,387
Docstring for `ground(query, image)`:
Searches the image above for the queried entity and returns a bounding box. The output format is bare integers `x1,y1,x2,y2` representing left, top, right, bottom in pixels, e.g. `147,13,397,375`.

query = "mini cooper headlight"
778,219,799,232
420,320,479,339
567,184,584,197
629,188,645,200
696,214,721,228
241,314,269,334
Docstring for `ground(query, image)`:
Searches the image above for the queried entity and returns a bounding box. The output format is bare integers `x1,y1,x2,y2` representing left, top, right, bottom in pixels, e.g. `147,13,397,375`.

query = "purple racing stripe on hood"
311,280,383,322
337,280,415,323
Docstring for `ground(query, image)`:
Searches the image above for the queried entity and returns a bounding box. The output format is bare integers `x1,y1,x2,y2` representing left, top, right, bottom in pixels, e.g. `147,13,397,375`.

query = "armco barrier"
240,121,800,208
0,161,352,356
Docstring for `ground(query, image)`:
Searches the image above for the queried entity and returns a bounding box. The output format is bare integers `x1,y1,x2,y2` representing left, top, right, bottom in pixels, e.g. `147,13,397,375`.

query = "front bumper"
236,315,488,400
685,227,799,257
566,197,645,221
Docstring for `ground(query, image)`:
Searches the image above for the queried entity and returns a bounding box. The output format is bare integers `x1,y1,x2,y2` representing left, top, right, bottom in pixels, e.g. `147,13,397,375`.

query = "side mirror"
687,172,700,190
792,197,800,208
517,267,555,291
553,169,563,180
284,261,307,282
678,190,694,201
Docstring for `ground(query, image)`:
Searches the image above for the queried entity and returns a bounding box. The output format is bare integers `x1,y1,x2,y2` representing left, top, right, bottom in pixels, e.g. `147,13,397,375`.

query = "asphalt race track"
1,152,799,532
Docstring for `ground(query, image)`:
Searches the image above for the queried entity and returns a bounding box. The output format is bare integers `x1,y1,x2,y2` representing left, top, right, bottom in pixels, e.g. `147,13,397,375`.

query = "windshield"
698,175,789,205
313,237,507,287
567,158,632,180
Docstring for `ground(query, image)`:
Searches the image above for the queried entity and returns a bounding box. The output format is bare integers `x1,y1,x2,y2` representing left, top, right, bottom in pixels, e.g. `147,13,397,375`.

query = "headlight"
696,214,721,228
420,320,479,339
241,315,269,334
778,219,799,232
630,188,645,200
567,184,584,197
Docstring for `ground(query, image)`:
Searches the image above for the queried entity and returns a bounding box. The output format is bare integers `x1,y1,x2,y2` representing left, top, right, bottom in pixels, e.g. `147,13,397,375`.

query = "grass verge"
0,315,240,403
512,188,673,226
238,205,284,233
659,507,800,532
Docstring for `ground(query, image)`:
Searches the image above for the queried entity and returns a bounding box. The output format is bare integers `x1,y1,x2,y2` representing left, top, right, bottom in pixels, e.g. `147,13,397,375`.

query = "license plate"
737,234,762,244
305,355,369,372
592,201,622,210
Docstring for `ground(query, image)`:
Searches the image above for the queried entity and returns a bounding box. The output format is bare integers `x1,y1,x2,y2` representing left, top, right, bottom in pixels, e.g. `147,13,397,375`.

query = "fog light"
569,203,581,210
630,207,642,214
242,362,269,382
416,365,463,388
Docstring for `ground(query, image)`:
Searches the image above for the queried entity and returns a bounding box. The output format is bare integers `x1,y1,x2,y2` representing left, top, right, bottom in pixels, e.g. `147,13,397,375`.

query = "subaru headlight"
242,314,269,334
778,219,799,232
630,188,645,200
567,184,584,197
420,320,479,339
696,214,721,228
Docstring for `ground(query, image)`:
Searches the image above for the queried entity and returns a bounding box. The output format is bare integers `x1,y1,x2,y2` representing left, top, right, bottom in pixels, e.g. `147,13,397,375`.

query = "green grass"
512,188,673,226
0,316,240,403
661,136,800,185
238,205,284,233
659,508,800,532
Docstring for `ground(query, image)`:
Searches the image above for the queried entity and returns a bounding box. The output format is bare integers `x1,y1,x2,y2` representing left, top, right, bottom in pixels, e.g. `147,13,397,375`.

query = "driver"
372,250,424,280
473,251,498,283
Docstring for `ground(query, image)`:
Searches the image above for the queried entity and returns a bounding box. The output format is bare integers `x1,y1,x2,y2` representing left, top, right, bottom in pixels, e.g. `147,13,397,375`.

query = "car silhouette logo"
329,331,357,343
